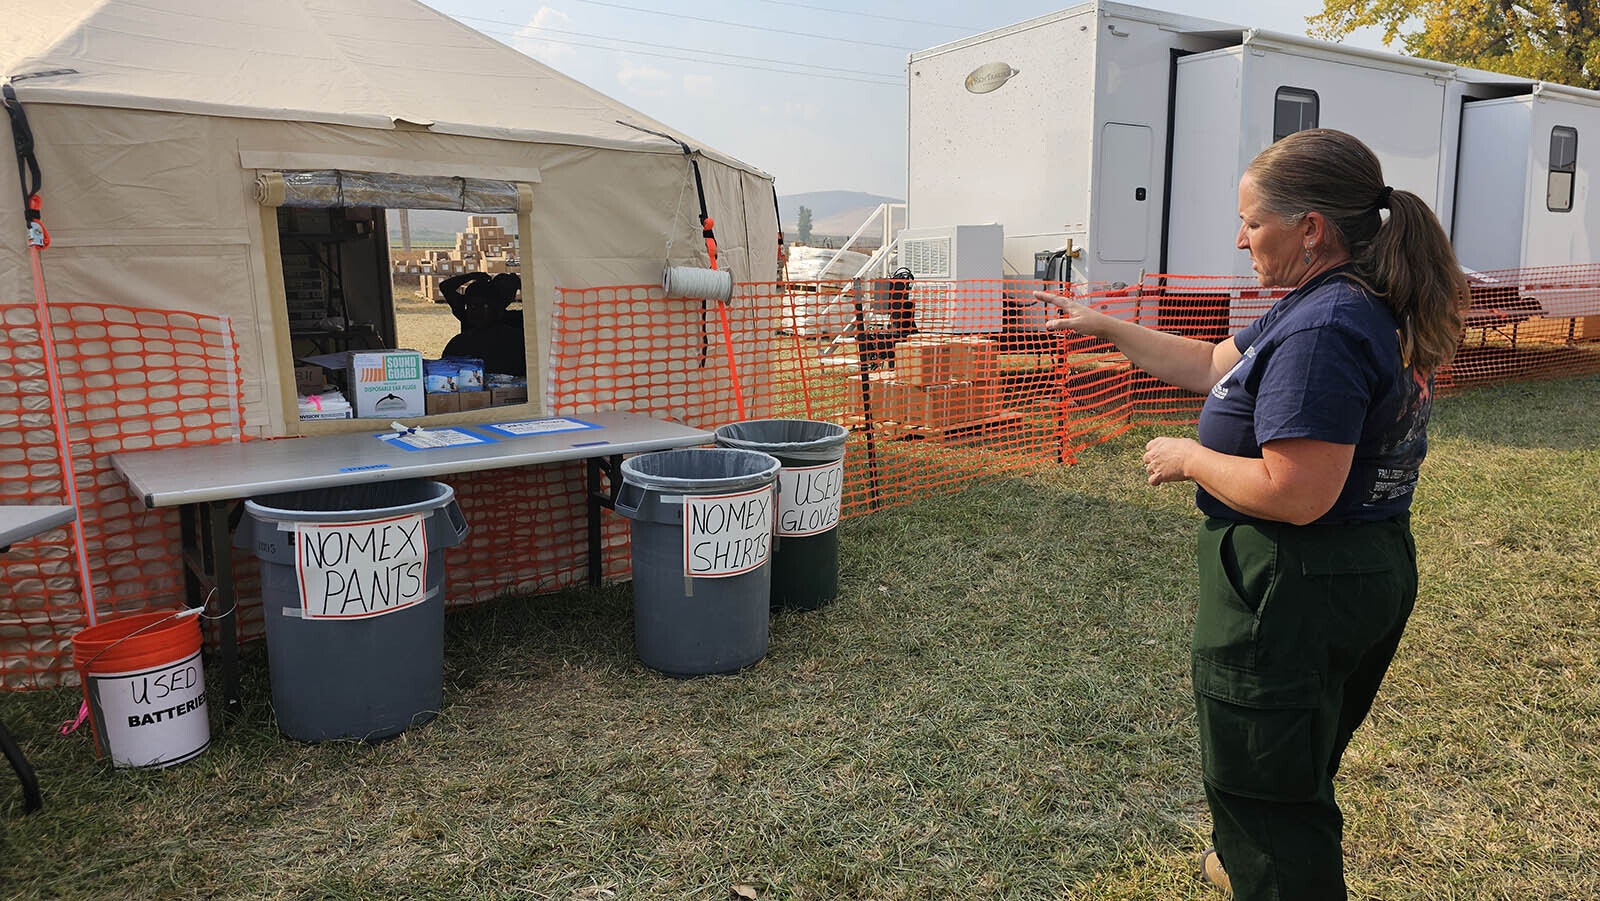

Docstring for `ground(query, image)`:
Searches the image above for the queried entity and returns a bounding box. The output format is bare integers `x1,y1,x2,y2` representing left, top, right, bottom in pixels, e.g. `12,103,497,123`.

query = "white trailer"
1453,82,1600,282
1165,33,1456,282
906,0,1600,312
907,2,1238,291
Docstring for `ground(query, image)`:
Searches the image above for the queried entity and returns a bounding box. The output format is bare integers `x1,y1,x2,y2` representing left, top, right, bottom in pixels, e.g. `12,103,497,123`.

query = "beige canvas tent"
0,0,781,687
0,0,779,437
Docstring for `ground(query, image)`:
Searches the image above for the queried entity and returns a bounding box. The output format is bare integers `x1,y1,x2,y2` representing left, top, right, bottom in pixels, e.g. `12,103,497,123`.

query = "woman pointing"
1036,128,1467,899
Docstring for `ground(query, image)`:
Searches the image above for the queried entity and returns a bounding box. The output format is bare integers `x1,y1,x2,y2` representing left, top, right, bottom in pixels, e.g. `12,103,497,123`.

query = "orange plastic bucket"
71,611,209,768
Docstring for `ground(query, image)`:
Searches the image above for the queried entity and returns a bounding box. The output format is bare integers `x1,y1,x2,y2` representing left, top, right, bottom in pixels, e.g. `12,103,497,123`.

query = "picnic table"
109,411,713,716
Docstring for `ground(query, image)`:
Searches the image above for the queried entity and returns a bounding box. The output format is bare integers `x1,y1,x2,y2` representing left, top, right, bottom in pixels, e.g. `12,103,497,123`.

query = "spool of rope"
662,265,733,303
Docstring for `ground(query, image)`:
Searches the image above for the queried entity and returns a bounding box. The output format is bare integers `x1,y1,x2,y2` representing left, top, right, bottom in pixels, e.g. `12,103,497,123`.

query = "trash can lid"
621,448,781,494
713,419,848,462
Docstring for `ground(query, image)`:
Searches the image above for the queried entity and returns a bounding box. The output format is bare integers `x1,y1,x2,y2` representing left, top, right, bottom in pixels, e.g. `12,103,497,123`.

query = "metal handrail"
817,202,904,283
797,203,906,356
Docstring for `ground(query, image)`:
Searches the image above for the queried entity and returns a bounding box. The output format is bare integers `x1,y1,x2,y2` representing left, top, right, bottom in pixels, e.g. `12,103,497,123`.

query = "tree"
1308,0,1600,89
797,205,814,244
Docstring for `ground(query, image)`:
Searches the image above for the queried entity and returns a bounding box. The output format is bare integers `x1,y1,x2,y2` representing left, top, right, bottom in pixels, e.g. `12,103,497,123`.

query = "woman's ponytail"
1358,189,1469,372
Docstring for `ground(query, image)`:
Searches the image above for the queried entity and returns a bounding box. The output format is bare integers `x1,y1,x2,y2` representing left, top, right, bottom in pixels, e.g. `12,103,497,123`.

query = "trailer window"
1273,88,1319,141
1548,126,1578,212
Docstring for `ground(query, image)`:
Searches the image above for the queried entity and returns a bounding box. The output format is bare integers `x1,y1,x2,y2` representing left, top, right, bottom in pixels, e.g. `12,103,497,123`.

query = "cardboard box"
968,378,999,419
1516,316,1574,343
892,338,959,385
298,408,352,421
294,362,326,395
850,370,899,419
1518,315,1600,343
348,350,425,418
425,392,461,415
946,336,998,381
458,390,492,411
489,386,528,407
884,379,984,429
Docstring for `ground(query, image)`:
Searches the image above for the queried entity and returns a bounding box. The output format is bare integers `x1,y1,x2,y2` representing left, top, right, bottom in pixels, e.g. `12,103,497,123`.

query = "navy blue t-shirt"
1195,266,1433,523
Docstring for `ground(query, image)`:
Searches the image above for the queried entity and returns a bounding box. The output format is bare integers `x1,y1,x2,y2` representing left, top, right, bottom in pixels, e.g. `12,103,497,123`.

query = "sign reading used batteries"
777,460,844,536
683,486,772,577
88,649,209,768
294,513,429,619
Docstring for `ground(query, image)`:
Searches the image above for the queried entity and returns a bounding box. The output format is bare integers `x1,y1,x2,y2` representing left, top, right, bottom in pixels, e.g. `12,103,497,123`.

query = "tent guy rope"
3,80,101,624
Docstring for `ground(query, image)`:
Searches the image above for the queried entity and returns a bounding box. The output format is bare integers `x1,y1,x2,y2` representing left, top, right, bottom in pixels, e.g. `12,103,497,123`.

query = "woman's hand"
1033,290,1104,337
1142,436,1200,486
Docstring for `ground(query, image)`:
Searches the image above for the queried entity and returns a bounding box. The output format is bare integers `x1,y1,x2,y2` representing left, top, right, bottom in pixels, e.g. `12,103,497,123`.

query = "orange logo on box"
360,366,385,381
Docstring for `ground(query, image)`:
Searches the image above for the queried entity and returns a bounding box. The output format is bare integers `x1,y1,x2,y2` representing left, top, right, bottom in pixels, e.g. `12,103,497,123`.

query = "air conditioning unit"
896,224,1004,333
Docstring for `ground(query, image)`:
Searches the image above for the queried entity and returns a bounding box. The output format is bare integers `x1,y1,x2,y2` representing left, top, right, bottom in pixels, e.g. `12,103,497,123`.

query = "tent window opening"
257,169,533,422
1548,126,1578,213
1273,87,1319,142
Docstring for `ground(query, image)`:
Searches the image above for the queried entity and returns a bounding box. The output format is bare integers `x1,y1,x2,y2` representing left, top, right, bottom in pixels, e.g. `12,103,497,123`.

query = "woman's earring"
1303,245,1314,265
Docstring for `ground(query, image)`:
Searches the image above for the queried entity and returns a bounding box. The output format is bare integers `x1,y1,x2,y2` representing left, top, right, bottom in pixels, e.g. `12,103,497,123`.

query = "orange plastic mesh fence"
552,270,1600,521
1447,263,1600,389
6,264,1598,688
1,303,245,689
1037,269,1600,395
1156,267,1600,390
547,279,1221,521
440,461,628,601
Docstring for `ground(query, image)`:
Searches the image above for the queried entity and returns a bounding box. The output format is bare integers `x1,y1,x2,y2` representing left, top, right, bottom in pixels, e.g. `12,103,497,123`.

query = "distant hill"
384,196,900,246
384,209,517,246
779,190,903,238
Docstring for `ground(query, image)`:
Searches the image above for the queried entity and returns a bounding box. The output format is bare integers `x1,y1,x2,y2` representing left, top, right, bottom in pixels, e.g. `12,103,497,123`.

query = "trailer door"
1096,123,1152,263
1453,98,1531,271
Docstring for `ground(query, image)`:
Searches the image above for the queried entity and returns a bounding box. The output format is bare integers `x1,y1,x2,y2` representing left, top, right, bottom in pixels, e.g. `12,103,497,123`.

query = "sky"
419,0,1393,198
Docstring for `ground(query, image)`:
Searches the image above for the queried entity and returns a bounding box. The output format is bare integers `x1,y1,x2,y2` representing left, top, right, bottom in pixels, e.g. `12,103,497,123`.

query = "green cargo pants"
1193,514,1417,901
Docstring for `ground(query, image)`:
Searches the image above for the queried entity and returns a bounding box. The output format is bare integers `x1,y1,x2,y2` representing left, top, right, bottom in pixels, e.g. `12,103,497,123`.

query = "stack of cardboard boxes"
873,336,1000,431
296,350,529,421
465,215,514,265
416,216,520,298
424,386,493,415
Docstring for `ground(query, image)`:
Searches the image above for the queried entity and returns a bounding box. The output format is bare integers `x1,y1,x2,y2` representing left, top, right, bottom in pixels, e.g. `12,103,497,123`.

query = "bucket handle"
75,607,206,677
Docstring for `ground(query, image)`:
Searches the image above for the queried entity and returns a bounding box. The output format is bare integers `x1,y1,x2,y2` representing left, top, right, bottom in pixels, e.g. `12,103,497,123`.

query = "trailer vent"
901,236,952,279
893,225,1004,333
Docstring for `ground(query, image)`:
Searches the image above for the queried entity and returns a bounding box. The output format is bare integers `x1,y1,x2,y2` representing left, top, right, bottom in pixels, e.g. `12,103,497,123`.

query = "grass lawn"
2,374,1597,899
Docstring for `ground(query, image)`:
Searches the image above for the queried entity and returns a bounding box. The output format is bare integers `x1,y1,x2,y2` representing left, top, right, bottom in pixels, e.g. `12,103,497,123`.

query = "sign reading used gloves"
777,460,844,536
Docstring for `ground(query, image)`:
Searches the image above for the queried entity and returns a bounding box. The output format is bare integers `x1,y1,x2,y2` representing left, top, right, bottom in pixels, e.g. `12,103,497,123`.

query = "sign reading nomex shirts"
682,486,772,577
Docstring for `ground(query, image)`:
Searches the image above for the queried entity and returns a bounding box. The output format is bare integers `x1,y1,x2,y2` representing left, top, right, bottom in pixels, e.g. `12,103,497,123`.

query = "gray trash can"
236,480,468,742
615,448,781,677
714,419,848,610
